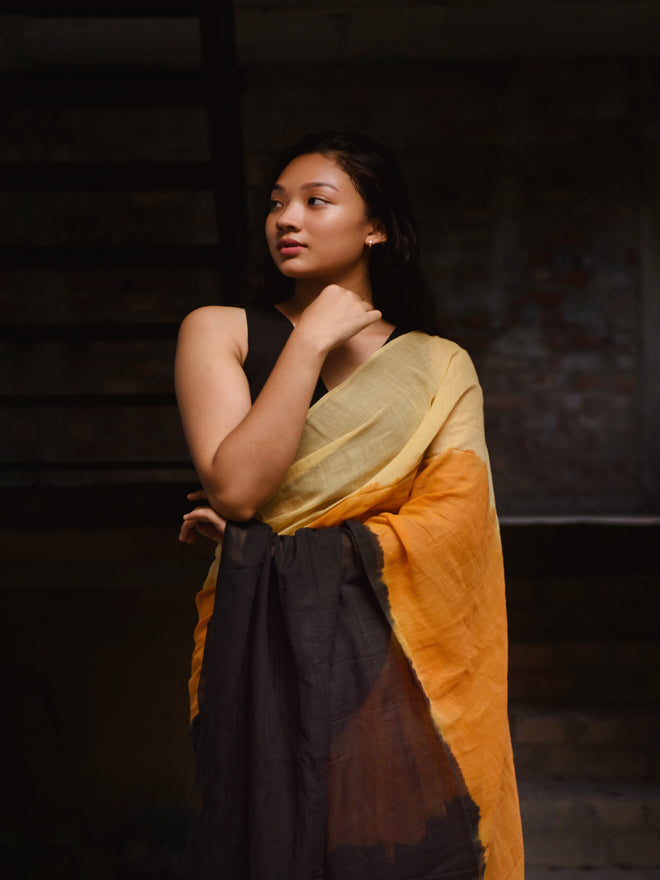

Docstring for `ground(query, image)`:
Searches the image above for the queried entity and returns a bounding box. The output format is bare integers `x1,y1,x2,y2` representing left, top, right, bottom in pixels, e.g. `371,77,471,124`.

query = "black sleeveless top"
242,305,403,406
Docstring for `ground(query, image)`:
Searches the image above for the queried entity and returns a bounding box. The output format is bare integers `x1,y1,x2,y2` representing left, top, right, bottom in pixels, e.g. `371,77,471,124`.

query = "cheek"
323,214,366,246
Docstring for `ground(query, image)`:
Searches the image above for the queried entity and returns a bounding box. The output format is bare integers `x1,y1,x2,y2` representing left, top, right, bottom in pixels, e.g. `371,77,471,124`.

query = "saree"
187,332,524,879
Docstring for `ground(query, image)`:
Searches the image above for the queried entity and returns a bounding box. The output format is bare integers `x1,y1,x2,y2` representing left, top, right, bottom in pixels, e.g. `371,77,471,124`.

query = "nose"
276,199,302,231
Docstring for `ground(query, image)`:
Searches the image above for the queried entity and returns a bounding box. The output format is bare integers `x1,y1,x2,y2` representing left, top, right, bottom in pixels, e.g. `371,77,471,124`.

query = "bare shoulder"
178,305,248,361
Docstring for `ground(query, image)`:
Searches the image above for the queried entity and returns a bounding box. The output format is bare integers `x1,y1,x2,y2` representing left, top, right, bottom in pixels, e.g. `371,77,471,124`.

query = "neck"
287,270,374,317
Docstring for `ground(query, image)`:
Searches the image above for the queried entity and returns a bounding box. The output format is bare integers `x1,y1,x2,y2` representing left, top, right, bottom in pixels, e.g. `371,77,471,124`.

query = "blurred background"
1,1,659,877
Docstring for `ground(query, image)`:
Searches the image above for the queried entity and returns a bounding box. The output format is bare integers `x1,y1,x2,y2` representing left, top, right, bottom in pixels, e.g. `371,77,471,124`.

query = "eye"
268,198,283,211
308,196,329,206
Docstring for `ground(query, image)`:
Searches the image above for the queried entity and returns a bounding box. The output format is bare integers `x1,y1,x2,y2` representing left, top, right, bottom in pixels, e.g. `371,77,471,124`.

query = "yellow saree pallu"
187,333,524,880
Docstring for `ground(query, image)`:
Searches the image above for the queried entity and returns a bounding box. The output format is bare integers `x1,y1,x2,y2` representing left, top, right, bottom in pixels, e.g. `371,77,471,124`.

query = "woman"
175,132,523,880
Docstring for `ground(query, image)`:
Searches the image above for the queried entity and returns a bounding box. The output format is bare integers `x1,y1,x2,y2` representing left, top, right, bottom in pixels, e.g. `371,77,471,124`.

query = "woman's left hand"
179,490,227,544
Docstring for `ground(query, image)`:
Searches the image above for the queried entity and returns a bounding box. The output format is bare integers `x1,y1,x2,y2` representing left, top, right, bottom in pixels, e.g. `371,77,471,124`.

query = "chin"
277,262,312,279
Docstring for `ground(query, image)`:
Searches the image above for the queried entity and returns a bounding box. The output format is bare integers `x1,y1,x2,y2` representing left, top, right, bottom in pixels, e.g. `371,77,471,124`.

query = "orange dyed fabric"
313,452,523,877
188,333,524,878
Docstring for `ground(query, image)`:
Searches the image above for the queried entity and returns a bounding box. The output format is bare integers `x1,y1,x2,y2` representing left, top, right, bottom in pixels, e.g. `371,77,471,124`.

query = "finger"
187,489,206,500
183,507,214,522
195,523,223,543
183,508,227,534
179,520,197,543
196,513,226,536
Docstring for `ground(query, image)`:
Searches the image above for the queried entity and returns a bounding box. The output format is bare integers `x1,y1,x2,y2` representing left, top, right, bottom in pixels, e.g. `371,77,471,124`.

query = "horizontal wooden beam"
0,71,205,108
0,245,221,268
2,266,221,324
0,483,195,528
0,2,196,14
3,400,186,458
0,323,179,341
1,393,176,406
0,162,212,192
0,458,189,470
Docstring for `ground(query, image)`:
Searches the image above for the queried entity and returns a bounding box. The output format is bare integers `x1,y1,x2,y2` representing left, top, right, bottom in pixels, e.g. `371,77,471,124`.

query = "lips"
277,238,306,255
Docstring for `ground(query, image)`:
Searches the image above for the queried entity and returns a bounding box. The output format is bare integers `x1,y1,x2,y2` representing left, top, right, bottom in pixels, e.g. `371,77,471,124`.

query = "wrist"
289,324,330,360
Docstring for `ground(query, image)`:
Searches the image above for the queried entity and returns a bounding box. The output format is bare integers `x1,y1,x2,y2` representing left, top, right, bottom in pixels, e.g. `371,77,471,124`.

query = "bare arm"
175,286,381,521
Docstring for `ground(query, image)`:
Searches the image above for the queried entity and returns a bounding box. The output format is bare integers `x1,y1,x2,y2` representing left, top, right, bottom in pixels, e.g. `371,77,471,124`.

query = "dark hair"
257,131,437,334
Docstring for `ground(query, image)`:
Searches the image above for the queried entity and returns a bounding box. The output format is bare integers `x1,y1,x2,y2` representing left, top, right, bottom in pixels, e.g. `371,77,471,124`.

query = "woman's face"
265,152,382,288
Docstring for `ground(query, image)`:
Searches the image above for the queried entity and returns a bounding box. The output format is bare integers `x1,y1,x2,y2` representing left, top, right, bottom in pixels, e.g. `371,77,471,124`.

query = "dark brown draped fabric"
186,519,484,880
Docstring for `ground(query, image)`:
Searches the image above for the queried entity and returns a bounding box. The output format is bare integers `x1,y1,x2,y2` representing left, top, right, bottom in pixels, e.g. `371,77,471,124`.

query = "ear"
365,221,387,247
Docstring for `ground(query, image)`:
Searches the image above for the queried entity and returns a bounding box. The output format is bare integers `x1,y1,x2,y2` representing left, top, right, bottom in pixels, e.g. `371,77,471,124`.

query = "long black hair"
257,131,437,334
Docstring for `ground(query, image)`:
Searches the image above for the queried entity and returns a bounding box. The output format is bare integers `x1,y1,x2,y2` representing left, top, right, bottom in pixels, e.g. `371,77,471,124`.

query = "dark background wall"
2,2,659,877
3,2,660,515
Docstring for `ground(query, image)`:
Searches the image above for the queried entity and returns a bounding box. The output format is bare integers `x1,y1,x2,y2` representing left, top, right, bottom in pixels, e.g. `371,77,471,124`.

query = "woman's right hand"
294,285,382,354
179,490,227,544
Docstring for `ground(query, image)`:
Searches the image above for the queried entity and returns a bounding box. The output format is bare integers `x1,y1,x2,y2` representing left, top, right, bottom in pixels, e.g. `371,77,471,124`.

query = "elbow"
205,487,259,523
224,503,258,523
199,461,266,522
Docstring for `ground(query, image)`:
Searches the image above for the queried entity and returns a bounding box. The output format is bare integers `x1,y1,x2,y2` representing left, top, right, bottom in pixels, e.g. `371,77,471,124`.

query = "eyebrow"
271,181,339,192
